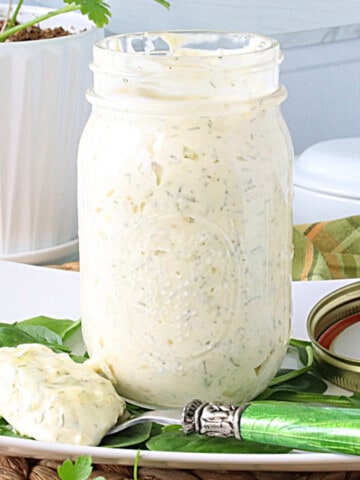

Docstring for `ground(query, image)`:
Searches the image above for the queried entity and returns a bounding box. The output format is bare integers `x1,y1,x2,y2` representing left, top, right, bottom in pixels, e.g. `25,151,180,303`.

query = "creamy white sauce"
0,344,125,445
78,32,293,408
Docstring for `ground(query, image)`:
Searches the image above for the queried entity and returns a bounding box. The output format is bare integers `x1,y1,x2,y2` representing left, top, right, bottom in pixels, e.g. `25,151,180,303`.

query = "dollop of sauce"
0,344,126,445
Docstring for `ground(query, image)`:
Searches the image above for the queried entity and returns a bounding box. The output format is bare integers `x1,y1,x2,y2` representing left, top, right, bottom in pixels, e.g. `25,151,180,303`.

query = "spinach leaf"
0,326,38,347
16,316,81,341
101,423,152,448
257,369,327,401
346,392,360,408
256,370,327,401
0,418,30,439
15,325,63,347
254,391,358,406
0,325,70,353
288,338,313,366
269,342,314,387
70,354,88,364
146,427,291,454
0,317,82,354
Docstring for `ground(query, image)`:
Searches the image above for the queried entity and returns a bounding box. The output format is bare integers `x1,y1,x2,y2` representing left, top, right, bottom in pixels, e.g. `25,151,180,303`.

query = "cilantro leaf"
58,456,105,480
63,0,111,27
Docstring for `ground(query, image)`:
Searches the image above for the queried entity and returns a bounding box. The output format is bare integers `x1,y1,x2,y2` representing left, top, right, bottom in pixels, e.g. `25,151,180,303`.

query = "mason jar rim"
94,30,280,61
90,30,283,108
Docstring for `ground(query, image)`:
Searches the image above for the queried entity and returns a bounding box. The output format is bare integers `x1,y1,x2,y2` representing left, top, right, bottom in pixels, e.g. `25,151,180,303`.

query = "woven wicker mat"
17,262,354,480
2,454,360,480
2,455,360,480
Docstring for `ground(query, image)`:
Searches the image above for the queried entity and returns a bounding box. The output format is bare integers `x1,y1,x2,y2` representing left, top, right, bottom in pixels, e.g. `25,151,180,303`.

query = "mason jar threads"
307,281,360,392
78,31,294,407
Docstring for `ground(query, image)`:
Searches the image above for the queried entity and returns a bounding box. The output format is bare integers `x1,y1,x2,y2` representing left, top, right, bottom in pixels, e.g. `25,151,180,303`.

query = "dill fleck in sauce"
78,32,293,408
0,344,125,445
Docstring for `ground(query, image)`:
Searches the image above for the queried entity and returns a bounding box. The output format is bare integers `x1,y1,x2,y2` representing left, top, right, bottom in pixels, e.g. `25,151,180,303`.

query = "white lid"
294,137,360,199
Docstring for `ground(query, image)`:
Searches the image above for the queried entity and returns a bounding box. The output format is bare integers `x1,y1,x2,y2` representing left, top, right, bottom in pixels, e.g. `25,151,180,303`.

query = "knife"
107,398,360,455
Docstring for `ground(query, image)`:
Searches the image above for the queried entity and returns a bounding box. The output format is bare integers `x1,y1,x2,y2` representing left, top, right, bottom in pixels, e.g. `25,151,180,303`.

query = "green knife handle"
182,399,360,455
241,402,360,455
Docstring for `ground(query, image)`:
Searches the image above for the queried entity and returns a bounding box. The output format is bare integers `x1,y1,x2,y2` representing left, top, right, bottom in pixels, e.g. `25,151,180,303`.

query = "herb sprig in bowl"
0,0,170,42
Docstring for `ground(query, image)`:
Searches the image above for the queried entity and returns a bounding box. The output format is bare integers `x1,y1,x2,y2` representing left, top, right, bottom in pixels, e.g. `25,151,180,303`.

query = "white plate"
0,239,79,266
0,259,358,471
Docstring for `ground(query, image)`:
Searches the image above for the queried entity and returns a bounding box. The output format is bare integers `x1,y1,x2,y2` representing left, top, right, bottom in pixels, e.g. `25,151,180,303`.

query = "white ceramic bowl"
0,5,103,263
293,137,360,224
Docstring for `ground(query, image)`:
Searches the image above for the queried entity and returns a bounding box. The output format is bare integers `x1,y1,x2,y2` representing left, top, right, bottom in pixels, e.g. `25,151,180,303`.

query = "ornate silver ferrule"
182,399,248,439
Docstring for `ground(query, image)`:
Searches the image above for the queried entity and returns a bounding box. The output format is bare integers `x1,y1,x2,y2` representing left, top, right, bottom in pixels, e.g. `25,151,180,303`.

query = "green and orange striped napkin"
293,215,360,281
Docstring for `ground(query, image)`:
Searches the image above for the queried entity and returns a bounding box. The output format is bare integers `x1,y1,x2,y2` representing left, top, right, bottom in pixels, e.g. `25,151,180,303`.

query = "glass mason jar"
78,32,293,408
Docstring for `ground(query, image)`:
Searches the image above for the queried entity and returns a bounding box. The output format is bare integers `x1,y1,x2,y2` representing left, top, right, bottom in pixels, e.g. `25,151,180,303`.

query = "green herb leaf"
254,391,358,407
289,338,313,366
63,0,111,27
269,344,314,387
273,369,327,392
256,370,327,401
16,316,81,341
0,418,30,439
0,317,83,353
15,325,63,347
57,456,103,480
0,325,70,353
101,423,152,448
70,354,88,363
0,326,38,347
146,428,291,453
346,392,360,408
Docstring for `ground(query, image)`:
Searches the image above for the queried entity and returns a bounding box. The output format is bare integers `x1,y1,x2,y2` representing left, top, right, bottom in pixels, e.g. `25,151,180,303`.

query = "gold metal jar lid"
307,281,360,392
